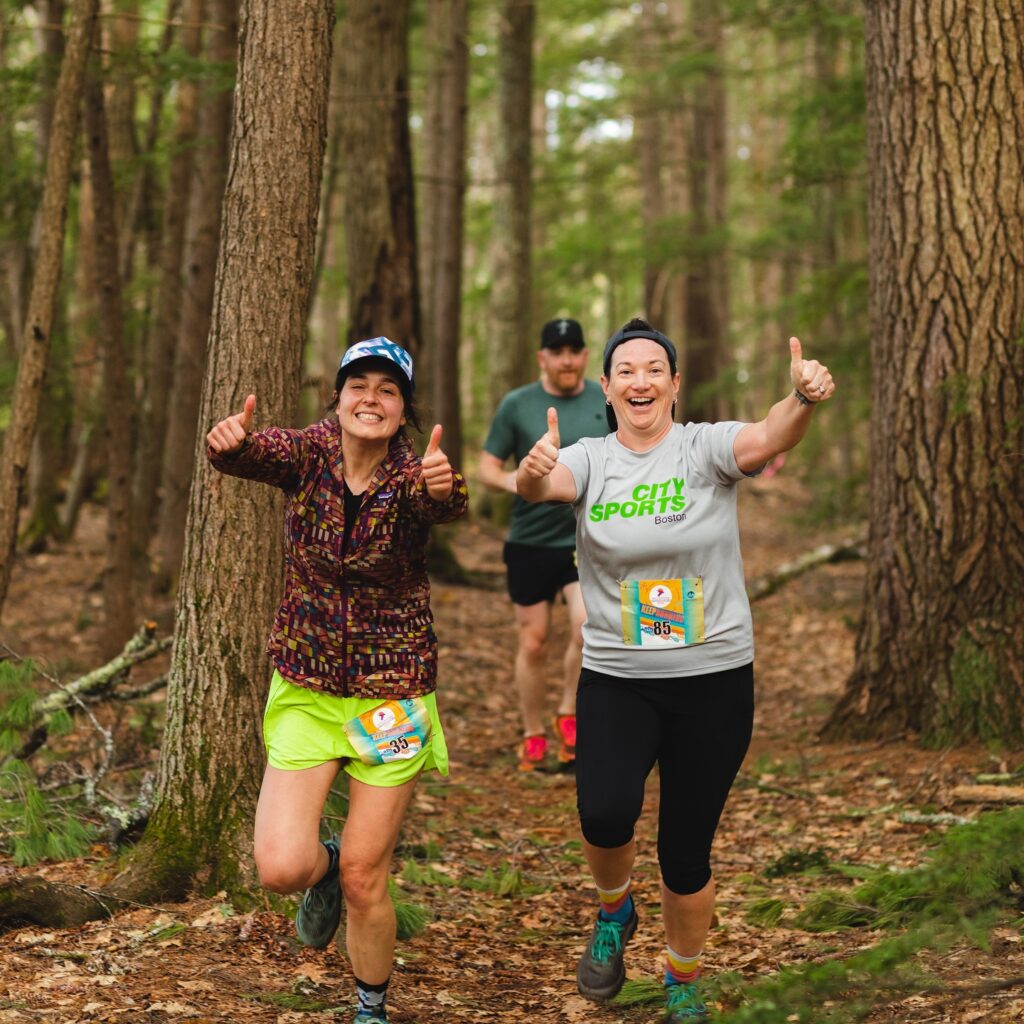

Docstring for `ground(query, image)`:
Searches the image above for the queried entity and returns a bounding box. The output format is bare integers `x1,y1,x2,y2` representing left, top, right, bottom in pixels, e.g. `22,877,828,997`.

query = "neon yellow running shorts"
263,670,449,786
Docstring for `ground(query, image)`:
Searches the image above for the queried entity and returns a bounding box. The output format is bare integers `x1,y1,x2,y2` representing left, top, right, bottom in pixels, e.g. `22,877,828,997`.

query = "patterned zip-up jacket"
208,417,469,699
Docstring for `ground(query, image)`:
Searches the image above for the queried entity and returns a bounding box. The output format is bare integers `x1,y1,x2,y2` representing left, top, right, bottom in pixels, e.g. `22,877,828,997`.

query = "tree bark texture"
0,0,98,620
153,0,237,586
114,0,333,900
683,0,728,424
636,1,666,326
425,0,468,468
84,53,136,659
337,0,420,353
824,1,1024,746
488,0,533,406
132,0,203,558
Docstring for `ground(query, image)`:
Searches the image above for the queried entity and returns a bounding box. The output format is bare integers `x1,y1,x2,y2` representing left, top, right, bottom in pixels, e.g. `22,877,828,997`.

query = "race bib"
620,577,705,648
343,697,432,765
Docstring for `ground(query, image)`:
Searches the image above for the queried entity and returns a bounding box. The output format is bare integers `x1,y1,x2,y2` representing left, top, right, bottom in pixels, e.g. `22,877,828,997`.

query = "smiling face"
538,344,588,396
601,337,680,445
336,367,407,443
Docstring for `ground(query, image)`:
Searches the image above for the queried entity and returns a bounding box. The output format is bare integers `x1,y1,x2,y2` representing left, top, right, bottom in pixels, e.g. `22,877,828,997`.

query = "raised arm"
733,337,835,474
478,451,517,495
515,407,578,504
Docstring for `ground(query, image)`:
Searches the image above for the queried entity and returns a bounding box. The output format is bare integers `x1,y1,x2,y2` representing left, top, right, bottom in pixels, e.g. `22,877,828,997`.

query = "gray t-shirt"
559,421,755,678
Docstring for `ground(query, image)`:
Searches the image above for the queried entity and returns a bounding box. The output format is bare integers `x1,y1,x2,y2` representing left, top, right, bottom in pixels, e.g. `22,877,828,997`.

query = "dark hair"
329,356,422,433
603,317,678,431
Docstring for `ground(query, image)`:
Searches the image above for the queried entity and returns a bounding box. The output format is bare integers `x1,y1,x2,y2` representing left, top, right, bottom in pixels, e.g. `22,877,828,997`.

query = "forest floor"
2,473,1023,1024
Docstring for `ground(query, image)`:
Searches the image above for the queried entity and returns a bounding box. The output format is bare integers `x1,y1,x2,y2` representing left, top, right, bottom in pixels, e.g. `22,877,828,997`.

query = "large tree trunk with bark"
823,1,1024,747
84,46,136,658
488,0,533,405
152,0,237,586
424,0,468,466
337,0,420,353
0,0,98,620
132,0,202,558
110,0,333,901
683,0,728,424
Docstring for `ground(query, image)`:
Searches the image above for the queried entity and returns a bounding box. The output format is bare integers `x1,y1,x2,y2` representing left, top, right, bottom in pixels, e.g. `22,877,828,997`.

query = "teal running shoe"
575,902,638,1001
663,980,709,1022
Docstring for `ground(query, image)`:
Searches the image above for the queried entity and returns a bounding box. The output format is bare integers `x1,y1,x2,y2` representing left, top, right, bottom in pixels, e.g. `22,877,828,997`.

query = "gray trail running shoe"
295,834,341,948
353,1015,388,1024
575,902,638,1001
663,980,709,1022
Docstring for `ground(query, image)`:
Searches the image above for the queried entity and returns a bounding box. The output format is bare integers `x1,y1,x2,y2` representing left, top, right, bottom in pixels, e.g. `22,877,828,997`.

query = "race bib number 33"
620,577,705,648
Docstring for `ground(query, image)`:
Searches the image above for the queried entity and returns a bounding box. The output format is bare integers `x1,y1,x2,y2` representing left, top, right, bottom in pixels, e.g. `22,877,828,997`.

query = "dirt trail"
2,479,1021,1023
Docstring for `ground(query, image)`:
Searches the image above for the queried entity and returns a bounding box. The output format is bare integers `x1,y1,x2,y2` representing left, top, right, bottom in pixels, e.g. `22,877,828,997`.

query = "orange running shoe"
518,734,548,772
554,713,576,766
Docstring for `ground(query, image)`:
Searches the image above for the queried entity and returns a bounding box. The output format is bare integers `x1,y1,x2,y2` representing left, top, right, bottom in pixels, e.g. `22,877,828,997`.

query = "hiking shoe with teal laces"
576,902,639,1001
353,1013,388,1024
295,835,341,948
663,980,709,1022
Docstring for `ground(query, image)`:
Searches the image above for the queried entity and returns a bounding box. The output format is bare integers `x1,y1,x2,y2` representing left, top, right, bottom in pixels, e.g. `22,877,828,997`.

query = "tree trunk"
337,0,420,354
112,0,333,900
152,0,237,587
425,0,468,467
132,0,203,558
683,0,728,423
823,1,1024,747
84,47,136,659
24,0,70,550
636,1,665,325
488,0,533,405
60,156,102,537
0,0,98,620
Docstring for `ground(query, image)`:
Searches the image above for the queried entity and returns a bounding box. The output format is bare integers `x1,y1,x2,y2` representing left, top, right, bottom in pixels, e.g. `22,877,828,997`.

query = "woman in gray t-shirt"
517,317,835,1023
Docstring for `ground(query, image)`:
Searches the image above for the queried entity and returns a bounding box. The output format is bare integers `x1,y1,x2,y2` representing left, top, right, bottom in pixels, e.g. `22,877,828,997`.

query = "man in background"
479,319,606,771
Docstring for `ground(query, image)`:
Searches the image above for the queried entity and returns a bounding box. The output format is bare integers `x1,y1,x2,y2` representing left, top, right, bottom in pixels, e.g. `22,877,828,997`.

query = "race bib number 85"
620,577,705,648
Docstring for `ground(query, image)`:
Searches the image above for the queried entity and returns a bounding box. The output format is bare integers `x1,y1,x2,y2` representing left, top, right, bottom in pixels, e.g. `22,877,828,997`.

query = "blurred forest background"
0,0,1021,996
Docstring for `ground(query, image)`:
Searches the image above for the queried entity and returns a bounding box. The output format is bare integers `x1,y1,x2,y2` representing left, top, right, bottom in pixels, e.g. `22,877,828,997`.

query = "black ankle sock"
318,838,338,883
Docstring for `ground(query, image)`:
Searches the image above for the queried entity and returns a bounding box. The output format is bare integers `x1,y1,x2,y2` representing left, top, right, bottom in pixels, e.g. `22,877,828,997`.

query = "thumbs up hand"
520,407,562,480
419,424,454,500
207,394,256,453
789,337,834,404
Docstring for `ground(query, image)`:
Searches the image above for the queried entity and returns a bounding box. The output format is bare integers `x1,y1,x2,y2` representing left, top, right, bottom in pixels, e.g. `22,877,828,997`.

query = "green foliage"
796,809,1024,934
765,847,831,878
0,760,95,866
745,896,787,927
388,878,432,939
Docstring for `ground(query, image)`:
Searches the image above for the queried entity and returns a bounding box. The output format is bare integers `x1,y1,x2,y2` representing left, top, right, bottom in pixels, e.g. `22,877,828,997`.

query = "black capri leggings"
576,662,754,896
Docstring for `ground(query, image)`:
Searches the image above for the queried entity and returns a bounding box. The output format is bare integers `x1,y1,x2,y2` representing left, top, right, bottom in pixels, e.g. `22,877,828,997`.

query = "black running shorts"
503,541,579,606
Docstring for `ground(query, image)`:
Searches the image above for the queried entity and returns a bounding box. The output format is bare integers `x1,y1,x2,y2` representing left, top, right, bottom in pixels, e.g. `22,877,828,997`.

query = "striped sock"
596,879,633,923
665,945,702,985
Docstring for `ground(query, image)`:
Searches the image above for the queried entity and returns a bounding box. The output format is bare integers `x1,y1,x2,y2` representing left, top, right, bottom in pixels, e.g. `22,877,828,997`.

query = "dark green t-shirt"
483,379,607,547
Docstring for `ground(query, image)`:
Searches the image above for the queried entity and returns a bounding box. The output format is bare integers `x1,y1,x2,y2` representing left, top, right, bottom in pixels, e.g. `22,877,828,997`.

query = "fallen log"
6,621,171,761
748,531,867,603
950,785,1024,805
0,869,126,929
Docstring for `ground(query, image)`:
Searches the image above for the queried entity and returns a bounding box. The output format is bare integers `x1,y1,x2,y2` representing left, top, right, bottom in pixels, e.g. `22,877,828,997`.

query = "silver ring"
817,384,825,393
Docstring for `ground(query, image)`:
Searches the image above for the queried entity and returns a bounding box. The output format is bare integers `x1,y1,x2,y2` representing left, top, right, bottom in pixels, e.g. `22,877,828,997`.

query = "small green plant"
765,847,831,878
0,760,95,865
388,879,431,939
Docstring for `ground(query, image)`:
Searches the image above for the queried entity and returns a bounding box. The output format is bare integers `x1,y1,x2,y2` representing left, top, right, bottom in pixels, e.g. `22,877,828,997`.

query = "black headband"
602,327,677,377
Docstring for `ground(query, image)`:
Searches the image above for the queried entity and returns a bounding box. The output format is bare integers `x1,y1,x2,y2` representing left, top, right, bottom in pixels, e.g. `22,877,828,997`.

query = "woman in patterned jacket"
208,338,468,1024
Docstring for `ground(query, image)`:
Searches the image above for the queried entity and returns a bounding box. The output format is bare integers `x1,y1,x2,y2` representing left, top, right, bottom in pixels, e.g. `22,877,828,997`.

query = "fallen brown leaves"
2,483,1023,1022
